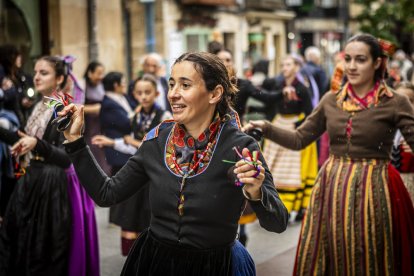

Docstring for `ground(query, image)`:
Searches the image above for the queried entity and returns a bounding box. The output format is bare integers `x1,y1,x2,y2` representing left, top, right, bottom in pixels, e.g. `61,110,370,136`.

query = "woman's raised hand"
242,120,267,134
59,103,85,142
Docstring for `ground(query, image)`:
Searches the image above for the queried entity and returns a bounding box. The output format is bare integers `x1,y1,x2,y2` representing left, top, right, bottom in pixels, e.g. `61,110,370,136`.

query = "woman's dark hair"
83,61,104,86
0,44,20,81
347,33,384,81
208,41,224,55
215,48,233,57
37,56,70,90
252,59,269,77
173,52,238,117
102,71,123,92
133,73,158,92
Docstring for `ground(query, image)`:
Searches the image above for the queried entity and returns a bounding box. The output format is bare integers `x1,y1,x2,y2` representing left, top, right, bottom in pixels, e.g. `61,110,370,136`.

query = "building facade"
1,0,294,79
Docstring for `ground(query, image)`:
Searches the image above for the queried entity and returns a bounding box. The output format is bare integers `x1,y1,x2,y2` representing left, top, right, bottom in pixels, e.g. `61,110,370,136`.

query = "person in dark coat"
60,52,288,275
0,56,99,276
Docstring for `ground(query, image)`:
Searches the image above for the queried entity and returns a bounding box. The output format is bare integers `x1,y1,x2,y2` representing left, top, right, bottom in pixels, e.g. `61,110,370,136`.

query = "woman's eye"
182,83,190,89
168,83,174,89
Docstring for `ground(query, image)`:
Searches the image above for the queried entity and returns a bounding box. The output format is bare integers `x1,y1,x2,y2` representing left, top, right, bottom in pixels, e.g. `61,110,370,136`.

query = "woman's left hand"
91,135,114,148
234,148,264,200
11,131,37,156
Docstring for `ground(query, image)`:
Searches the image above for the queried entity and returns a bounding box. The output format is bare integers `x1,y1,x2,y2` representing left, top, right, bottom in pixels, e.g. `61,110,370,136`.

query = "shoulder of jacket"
142,119,175,141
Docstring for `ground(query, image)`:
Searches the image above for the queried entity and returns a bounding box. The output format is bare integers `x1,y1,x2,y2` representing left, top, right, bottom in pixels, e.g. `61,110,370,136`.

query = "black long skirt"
0,161,71,275
122,229,233,276
121,229,256,275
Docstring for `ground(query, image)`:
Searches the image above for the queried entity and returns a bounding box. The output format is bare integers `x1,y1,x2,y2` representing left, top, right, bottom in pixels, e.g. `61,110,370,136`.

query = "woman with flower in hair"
244,33,414,275
0,56,99,276
60,52,288,275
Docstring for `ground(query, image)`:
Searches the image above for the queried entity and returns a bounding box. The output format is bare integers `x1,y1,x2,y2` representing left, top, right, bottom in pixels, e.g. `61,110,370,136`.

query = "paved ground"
96,207,301,276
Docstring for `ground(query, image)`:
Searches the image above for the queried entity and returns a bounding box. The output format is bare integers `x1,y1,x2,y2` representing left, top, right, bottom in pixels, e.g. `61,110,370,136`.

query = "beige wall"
96,0,126,76
246,11,294,76
49,0,88,78
128,0,166,78
48,0,126,78
216,12,246,77
128,1,147,77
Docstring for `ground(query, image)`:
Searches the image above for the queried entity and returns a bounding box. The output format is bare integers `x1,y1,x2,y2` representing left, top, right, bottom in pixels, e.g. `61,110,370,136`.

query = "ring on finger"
252,166,261,178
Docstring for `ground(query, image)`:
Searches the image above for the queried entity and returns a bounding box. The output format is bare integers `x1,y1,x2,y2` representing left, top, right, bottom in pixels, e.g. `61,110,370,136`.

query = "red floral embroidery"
209,121,219,133
198,132,206,142
208,120,220,140
187,137,195,148
166,118,221,176
173,126,186,147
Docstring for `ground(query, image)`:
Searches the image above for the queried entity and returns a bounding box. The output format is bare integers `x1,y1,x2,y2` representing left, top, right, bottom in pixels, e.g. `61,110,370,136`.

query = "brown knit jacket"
263,90,414,160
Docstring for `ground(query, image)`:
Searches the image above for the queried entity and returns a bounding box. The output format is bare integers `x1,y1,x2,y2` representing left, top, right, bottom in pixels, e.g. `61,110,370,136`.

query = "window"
286,0,302,6
320,0,337,8
184,29,210,52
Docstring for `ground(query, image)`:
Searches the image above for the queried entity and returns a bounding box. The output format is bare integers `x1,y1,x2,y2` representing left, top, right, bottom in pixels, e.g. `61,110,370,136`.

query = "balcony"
245,0,285,10
180,0,236,6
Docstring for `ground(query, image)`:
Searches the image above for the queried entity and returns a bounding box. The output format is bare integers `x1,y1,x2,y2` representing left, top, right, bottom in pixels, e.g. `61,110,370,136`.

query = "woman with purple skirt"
0,56,99,276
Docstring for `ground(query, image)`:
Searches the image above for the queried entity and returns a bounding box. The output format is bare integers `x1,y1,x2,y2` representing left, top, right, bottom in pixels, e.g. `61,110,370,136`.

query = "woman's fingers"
235,164,264,181
57,103,76,116
234,148,264,179
232,148,264,200
241,121,258,132
62,104,85,141
241,123,254,133
11,140,22,153
91,135,104,146
91,135,102,142
248,120,265,130
11,137,37,156
234,160,262,172
17,130,27,137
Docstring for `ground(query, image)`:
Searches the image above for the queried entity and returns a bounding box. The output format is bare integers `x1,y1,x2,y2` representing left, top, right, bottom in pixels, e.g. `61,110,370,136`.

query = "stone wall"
49,0,125,79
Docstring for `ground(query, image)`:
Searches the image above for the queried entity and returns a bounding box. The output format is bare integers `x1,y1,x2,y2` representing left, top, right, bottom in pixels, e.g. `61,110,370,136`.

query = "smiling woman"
59,52,288,275
0,56,99,276
244,33,414,275
168,61,217,134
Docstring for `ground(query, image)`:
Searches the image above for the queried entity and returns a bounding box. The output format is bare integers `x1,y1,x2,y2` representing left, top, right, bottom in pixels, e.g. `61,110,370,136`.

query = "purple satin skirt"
66,165,100,276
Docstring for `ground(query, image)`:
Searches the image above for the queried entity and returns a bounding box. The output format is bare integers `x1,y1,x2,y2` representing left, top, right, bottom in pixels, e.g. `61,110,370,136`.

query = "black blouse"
65,121,288,248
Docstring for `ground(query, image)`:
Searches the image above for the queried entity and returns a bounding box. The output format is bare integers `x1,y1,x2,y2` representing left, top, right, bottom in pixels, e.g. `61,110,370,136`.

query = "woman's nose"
168,86,179,99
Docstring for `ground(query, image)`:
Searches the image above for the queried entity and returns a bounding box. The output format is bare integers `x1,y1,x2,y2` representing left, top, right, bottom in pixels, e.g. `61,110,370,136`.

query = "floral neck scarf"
166,116,222,177
336,81,393,112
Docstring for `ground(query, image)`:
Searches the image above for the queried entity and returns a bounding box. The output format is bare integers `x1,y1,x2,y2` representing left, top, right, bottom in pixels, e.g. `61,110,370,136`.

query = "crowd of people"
0,31,412,275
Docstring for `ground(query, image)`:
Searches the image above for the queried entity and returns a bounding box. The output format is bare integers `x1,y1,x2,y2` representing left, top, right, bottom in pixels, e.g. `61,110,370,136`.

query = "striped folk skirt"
294,156,414,275
401,173,414,205
262,114,318,213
